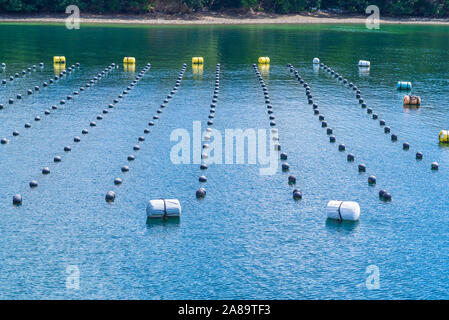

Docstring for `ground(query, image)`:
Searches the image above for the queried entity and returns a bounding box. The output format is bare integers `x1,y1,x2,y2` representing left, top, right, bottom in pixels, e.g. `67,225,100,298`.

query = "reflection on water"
124,63,135,73
403,105,421,113
258,64,270,77
358,66,370,76
192,64,203,79
325,218,360,234
53,63,65,75
146,217,180,229
437,142,449,150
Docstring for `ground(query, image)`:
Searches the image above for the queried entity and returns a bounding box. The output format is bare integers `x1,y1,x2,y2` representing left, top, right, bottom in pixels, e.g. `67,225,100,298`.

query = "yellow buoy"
123,57,136,64
192,57,204,64
258,57,270,64
53,56,66,64
439,130,449,143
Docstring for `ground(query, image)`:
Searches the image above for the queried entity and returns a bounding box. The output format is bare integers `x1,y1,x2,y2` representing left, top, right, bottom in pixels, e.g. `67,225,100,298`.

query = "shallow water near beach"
1,23,449,299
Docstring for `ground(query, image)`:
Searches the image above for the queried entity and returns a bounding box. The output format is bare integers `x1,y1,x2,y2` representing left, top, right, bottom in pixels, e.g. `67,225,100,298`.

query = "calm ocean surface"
1,23,449,299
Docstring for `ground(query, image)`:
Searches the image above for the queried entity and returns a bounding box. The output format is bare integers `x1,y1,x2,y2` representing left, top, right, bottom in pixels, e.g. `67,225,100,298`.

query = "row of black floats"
106,63,187,203
196,64,221,199
3,63,113,145
253,63,302,200
288,63,391,201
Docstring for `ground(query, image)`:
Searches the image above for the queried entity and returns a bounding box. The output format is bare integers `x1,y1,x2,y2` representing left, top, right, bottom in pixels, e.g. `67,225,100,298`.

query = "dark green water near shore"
1,23,449,299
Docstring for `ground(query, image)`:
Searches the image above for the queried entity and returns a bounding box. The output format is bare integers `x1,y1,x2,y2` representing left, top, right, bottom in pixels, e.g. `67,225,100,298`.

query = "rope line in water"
1,63,65,111
17,63,151,201
288,63,390,201
196,63,221,199
318,62,432,170
1,62,44,88
253,64,302,200
105,63,187,203
1,63,115,145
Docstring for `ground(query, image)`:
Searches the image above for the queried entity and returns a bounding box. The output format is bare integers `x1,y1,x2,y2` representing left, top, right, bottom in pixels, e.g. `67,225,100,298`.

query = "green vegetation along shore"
1,0,449,17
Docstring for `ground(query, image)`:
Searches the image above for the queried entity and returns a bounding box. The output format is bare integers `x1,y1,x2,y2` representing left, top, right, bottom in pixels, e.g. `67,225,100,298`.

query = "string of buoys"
1,63,46,109
1,63,116,146
254,63,302,200
1,62,43,86
289,63,391,202
318,61,436,171
196,63,220,199
13,63,151,206
105,63,186,203
1,62,73,110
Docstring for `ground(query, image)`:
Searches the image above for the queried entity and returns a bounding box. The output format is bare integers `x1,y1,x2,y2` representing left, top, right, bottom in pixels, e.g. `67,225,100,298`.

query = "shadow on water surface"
146,217,181,230
325,218,360,234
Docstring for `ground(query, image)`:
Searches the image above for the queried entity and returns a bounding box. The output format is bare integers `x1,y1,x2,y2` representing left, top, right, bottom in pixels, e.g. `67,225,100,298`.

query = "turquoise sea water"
1,23,449,299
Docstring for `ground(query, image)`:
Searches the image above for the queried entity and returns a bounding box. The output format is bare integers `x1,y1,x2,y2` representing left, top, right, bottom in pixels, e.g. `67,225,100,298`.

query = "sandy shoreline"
1,12,449,25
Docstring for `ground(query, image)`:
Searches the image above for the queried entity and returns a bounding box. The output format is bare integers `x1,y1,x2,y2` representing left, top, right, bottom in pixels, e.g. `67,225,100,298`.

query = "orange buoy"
403,95,421,106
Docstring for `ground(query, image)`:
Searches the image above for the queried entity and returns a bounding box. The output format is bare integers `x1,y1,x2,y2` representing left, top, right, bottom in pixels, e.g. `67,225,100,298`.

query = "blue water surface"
0,23,449,299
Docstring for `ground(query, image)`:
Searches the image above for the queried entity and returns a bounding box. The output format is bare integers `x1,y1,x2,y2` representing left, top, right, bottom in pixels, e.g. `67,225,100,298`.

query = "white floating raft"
326,200,360,221
358,60,371,67
146,199,181,219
